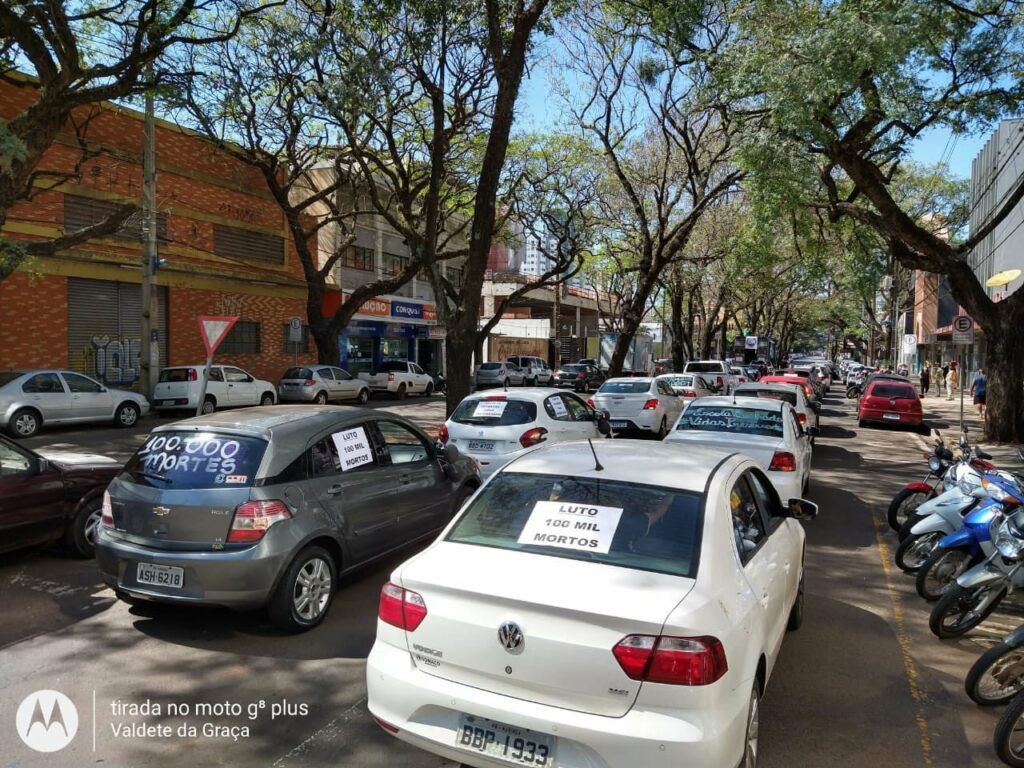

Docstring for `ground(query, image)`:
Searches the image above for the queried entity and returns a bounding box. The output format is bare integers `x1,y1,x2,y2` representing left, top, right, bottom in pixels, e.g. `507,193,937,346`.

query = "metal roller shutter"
67,277,168,392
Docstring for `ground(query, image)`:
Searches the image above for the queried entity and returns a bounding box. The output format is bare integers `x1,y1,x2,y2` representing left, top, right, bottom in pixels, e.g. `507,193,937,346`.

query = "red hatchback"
859,380,923,428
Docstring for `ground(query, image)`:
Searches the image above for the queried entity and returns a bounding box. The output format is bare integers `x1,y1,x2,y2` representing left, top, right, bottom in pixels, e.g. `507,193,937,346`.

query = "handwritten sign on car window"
331,426,374,472
139,434,244,475
517,500,624,554
473,400,508,418
680,407,784,436
548,397,569,418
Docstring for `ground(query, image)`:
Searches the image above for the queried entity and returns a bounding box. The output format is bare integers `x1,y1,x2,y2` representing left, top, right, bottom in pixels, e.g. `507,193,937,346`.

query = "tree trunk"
445,321,476,415
669,288,687,370
608,304,643,377
981,303,1024,442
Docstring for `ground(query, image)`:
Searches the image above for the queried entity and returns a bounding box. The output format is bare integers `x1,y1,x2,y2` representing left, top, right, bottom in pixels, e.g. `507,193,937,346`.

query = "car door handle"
399,474,412,485
326,483,343,495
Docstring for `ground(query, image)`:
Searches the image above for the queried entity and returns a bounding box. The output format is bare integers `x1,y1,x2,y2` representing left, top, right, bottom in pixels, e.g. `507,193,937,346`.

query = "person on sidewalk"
945,361,959,401
941,361,950,396
971,368,987,418
920,365,931,397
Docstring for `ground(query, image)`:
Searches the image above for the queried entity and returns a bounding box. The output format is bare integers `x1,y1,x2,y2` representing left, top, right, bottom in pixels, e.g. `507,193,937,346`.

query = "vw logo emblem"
497,622,524,655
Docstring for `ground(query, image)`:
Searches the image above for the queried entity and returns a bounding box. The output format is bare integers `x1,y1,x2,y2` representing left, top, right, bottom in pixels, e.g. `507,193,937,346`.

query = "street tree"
0,0,276,281
727,0,1024,440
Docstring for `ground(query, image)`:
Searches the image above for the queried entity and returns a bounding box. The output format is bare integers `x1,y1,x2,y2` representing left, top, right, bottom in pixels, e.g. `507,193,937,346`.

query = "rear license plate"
467,440,495,451
136,562,183,589
883,413,901,420
454,714,555,766
610,421,628,428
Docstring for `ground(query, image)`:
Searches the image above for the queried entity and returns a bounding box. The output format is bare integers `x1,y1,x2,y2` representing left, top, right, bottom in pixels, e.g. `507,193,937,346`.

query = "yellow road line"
873,512,935,767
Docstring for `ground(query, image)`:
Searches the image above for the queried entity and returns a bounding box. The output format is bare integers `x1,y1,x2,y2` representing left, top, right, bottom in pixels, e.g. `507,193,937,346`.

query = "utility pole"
140,61,157,399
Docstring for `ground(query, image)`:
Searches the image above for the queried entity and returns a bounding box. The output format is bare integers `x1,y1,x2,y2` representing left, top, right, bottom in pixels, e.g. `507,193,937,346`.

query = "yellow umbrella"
986,268,1022,287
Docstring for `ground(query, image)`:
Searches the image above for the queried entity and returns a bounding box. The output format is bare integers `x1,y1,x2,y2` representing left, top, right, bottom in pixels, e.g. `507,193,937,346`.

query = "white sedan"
366,440,816,768
440,389,609,477
591,377,684,438
664,396,815,502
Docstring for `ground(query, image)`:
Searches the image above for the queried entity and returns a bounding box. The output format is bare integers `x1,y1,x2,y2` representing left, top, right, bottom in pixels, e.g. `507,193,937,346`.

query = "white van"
506,355,554,385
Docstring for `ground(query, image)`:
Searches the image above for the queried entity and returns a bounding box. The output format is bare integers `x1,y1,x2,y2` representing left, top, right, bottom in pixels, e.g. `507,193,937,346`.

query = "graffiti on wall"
75,335,142,387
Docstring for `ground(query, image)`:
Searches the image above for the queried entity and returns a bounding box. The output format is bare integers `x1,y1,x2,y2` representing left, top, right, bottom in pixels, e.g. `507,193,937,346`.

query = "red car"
858,380,923,429
0,435,120,558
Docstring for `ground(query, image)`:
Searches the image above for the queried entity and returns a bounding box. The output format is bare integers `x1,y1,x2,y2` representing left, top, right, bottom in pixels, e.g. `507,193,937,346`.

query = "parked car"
95,406,481,631
734,381,820,432
474,361,526,389
359,360,435,398
153,365,276,415
858,379,923,430
730,366,749,385
654,358,674,375
760,374,819,405
665,396,815,501
743,365,762,382
0,369,151,438
439,389,610,477
506,356,554,386
576,358,597,367
682,360,739,395
366,440,817,768
656,373,716,401
278,365,370,405
592,377,685,439
0,434,120,557
553,363,605,393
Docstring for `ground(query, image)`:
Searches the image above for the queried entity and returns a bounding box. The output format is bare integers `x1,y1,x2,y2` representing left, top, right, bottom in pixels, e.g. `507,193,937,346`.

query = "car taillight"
577,372,586,379
716,376,724,388
378,582,428,631
683,390,696,397
587,398,595,408
227,500,292,543
769,451,797,472
387,372,395,381
519,427,548,448
499,369,506,376
438,423,449,444
101,490,113,529
188,368,198,382
643,399,659,410
613,635,727,686
485,395,507,401
304,379,317,386
797,412,807,425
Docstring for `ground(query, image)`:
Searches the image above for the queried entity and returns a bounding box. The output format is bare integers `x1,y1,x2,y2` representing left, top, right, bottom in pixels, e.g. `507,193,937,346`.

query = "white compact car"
592,377,685,438
440,389,608,477
152,365,277,414
734,382,820,432
366,440,816,768
665,396,815,501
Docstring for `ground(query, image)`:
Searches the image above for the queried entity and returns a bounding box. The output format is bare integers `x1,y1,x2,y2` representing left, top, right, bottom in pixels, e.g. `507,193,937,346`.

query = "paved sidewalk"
916,388,1023,466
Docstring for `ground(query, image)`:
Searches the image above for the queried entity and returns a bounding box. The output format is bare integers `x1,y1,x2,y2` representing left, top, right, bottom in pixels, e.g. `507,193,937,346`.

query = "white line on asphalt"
272,696,368,767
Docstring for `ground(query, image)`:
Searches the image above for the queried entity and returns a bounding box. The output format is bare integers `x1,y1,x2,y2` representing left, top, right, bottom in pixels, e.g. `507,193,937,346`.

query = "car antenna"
587,438,604,471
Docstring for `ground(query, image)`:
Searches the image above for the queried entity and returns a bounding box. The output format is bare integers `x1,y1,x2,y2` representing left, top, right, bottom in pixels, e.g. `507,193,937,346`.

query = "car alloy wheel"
314,391,328,405
201,398,216,415
358,388,369,404
116,402,139,427
743,684,760,767
260,393,275,406
12,409,40,437
293,556,333,622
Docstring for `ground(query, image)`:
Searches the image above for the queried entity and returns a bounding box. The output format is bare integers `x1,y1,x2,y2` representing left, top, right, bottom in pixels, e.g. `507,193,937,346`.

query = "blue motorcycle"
915,497,1000,601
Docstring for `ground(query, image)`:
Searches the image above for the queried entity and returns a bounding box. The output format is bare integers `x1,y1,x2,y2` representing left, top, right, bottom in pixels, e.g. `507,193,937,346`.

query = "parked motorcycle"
887,436,956,533
433,373,446,395
965,623,1024,706
914,498,1000,600
993,689,1024,766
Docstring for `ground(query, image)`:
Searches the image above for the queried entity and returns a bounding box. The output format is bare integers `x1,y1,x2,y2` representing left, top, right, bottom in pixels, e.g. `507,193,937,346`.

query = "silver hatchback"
474,361,526,388
95,406,481,631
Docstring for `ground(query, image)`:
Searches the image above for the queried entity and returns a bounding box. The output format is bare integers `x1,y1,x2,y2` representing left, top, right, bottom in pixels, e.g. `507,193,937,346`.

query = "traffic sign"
952,315,973,333
197,315,238,356
953,330,974,345
288,315,303,343
744,336,758,350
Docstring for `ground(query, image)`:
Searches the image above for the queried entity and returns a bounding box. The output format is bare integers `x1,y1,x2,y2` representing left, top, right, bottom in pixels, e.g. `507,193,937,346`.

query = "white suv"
507,355,554,385
683,360,739,395
152,365,277,414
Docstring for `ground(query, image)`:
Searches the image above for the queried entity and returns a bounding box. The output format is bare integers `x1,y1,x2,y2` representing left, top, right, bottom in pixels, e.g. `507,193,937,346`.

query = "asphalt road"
1,389,1022,767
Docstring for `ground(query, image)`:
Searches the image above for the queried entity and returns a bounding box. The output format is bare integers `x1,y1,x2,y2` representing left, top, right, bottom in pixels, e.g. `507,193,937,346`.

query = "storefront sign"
391,301,424,320
357,298,390,317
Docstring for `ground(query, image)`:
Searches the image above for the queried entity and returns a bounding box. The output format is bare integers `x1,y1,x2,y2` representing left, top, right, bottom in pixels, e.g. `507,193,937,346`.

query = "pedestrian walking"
945,361,959,401
920,365,931,396
971,368,987,418
941,361,950,396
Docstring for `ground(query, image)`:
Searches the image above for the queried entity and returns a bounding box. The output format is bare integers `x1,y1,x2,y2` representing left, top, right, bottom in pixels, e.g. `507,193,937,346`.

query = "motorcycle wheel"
898,511,930,542
846,387,858,399
995,691,1024,766
894,531,944,573
930,583,1006,639
887,487,936,533
916,548,973,602
966,641,1024,706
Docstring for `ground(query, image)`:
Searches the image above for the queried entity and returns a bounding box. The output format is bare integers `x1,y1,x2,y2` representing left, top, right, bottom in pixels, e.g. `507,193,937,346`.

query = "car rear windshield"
663,375,694,388
598,381,651,394
158,368,194,383
479,363,504,370
120,431,268,489
675,405,785,438
447,472,703,578
452,398,538,425
735,387,797,406
379,361,409,372
282,367,313,379
685,363,723,373
560,365,585,372
0,371,22,387
871,384,917,399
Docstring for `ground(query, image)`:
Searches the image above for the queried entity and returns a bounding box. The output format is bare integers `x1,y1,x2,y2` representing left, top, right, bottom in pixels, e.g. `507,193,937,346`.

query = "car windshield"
451,398,538,425
561,365,585,372
447,472,703,578
158,368,193,383
479,363,504,370
675,405,785,438
120,431,268,489
598,381,651,394
735,388,797,406
379,361,408,372
686,363,723,373
662,375,694,388
871,384,917,399
0,371,22,387
282,367,313,379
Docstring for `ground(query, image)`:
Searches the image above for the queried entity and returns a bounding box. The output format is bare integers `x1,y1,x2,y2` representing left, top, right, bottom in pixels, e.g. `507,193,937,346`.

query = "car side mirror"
35,458,50,474
245,376,254,383
597,413,612,436
441,442,461,464
787,498,818,521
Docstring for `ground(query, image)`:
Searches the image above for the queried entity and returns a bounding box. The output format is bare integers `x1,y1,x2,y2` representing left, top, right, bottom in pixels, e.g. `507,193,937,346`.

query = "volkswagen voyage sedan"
367,441,816,768
96,406,481,632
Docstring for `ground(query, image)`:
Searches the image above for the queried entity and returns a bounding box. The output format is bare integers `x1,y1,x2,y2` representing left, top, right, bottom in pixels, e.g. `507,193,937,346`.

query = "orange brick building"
0,79,316,391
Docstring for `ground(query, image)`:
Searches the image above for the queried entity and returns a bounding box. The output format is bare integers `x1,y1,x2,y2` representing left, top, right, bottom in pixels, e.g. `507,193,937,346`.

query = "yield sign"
197,315,238,356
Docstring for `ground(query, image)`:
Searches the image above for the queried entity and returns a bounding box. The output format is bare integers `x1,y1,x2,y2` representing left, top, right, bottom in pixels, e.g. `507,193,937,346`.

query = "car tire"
65,496,103,558
201,396,216,415
741,682,760,768
314,391,328,405
504,378,511,389
8,407,40,438
787,571,805,631
268,545,337,633
396,383,407,400
424,382,434,397
260,392,275,406
857,418,867,428
656,417,667,440
113,401,140,428
452,484,476,518
357,388,370,404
